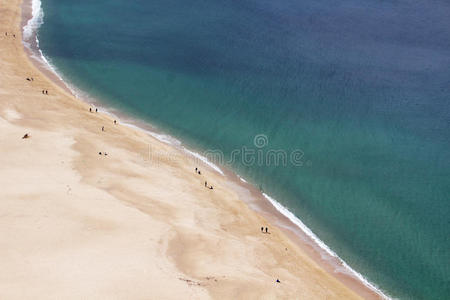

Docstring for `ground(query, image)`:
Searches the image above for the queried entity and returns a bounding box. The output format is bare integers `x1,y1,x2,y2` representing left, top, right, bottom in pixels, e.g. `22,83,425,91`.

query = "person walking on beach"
114,120,117,124
261,227,264,232
95,108,98,112
265,227,268,233
195,167,198,172
205,181,207,187
102,126,104,132
90,108,92,112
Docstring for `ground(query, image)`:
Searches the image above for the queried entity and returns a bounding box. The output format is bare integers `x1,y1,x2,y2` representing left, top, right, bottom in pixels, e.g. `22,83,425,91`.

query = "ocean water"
33,0,449,298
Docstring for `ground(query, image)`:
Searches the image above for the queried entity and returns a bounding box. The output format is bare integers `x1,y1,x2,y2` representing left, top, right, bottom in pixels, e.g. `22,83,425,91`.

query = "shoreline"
7,0,387,298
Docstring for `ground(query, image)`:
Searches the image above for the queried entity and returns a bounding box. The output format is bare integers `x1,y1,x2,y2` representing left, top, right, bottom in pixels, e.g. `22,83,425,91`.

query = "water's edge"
20,0,391,298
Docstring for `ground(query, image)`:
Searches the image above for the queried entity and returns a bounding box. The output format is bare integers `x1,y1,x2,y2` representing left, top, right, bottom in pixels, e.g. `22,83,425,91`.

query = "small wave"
182,148,224,175
23,0,43,43
148,131,182,146
238,175,247,183
262,193,391,299
22,0,72,91
118,121,182,147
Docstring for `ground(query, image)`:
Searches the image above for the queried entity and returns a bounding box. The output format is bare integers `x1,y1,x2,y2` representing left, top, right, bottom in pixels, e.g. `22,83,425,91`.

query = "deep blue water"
37,0,450,298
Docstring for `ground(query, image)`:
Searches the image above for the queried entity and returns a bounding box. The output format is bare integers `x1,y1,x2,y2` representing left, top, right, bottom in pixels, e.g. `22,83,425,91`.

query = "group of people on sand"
25,77,48,95
5,32,16,38
23,76,50,96
24,76,49,95
195,167,214,189
90,108,119,156
194,167,281,283
89,108,118,126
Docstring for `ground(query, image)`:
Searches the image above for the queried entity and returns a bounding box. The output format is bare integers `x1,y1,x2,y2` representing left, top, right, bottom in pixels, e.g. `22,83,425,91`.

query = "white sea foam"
262,193,391,299
238,175,247,183
182,148,225,175
118,120,182,147
22,0,72,92
148,131,182,146
23,0,43,43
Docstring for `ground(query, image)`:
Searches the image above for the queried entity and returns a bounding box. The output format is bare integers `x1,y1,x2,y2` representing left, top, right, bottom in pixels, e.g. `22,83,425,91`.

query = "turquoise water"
36,0,450,298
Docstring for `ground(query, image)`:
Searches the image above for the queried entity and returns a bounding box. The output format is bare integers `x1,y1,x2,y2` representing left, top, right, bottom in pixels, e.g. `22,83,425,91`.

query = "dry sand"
0,0,370,298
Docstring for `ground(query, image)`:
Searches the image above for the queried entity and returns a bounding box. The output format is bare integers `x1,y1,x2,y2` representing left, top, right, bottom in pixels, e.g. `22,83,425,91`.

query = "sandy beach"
0,0,377,298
